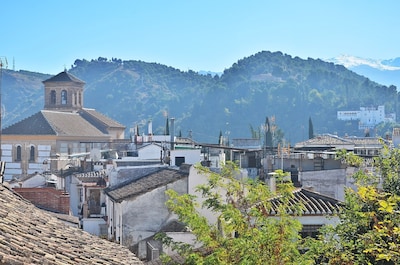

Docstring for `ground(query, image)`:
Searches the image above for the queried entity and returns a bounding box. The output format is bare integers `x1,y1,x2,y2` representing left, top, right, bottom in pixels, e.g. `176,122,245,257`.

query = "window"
61,90,67,104
50,90,56,104
88,189,101,215
16,146,22,161
175,157,185,167
29,146,35,162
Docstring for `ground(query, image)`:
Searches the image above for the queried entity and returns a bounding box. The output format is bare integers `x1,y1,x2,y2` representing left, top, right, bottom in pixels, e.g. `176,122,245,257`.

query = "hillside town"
0,71,399,264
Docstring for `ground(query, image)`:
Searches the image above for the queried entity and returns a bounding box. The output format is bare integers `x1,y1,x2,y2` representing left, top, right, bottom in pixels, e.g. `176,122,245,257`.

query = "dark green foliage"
308,117,314,139
165,116,169,135
265,117,273,148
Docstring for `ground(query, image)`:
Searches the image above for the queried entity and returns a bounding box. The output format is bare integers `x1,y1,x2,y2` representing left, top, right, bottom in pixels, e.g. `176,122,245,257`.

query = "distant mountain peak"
329,55,400,71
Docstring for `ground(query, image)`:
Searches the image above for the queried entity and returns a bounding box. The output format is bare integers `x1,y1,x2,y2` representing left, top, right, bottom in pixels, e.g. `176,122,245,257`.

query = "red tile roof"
0,184,143,264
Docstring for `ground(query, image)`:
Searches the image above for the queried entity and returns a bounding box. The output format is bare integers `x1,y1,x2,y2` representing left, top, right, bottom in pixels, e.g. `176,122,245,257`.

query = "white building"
337,105,395,130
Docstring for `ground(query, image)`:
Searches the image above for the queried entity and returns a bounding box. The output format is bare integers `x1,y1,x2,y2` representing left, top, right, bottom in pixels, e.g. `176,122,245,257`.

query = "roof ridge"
40,110,59,135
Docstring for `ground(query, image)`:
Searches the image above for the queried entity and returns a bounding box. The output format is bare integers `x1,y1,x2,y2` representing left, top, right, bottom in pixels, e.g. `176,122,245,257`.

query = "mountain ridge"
2,51,399,145
327,55,400,89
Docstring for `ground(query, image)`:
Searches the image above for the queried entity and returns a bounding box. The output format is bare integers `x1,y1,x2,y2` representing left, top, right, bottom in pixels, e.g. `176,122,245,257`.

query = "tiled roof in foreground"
0,184,142,265
269,188,342,215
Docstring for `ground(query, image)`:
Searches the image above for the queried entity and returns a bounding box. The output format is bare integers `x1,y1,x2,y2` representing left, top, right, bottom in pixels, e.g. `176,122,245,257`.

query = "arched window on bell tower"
50,90,56,105
61,90,67,105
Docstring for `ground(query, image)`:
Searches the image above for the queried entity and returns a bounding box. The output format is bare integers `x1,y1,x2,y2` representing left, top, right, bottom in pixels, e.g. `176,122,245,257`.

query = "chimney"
267,172,277,193
170,118,175,150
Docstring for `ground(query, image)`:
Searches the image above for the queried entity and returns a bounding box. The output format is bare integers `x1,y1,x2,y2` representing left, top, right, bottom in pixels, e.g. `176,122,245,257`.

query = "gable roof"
2,111,55,135
42,70,85,84
3,110,110,138
346,136,387,147
0,184,142,264
294,134,354,150
105,168,188,202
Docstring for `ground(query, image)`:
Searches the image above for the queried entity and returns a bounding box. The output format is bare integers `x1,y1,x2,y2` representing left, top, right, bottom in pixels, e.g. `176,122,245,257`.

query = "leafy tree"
308,145,400,264
249,124,261,139
374,143,400,196
364,128,370,137
157,162,312,265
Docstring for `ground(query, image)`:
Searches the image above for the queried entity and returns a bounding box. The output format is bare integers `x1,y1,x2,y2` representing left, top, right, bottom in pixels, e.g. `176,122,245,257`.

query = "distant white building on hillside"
337,105,395,130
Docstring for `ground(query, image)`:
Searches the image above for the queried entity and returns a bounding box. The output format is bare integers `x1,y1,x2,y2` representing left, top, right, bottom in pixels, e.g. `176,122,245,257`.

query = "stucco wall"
299,168,346,201
119,177,188,258
109,165,167,186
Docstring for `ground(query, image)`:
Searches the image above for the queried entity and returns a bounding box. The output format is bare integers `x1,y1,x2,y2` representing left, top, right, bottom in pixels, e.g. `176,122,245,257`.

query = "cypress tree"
308,117,314,139
165,116,170,135
265,117,273,148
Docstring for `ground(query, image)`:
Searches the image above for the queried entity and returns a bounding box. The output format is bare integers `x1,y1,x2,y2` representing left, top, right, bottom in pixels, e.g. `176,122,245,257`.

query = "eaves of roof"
105,168,188,202
42,71,85,84
79,108,126,132
2,111,56,135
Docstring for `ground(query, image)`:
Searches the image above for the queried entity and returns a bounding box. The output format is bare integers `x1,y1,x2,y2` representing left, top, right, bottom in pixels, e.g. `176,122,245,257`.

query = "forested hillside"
2,51,398,144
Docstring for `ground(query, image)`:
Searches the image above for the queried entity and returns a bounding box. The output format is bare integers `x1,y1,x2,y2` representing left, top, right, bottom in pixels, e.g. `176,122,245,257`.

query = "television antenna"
0,56,7,182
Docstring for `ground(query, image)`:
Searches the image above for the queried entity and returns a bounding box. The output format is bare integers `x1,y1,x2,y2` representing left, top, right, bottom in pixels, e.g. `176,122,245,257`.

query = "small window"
61,90,67,104
16,146,22,161
29,146,35,162
50,90,56,104
175,157,185,167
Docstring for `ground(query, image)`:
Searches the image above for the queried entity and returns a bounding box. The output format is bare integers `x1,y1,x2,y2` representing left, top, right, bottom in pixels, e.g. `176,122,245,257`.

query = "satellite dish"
90,148,101,161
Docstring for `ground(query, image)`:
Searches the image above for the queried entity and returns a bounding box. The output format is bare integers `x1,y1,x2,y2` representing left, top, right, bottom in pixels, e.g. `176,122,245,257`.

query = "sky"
2,0,400,75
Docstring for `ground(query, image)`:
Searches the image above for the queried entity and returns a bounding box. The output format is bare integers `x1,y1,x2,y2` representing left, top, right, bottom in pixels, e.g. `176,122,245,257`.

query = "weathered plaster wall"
120,177,188,258
299,168,346,201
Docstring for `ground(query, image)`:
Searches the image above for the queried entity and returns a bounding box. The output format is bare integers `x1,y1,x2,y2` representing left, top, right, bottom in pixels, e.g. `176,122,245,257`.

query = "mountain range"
1,51,399,145
328,55,400,90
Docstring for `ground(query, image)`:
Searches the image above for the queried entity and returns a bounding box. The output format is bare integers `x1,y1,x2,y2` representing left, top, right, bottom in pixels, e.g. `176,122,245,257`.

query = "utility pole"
0,56,7,183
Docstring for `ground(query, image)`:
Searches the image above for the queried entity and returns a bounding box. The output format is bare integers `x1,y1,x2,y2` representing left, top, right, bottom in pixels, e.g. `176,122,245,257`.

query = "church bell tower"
42,70,85,111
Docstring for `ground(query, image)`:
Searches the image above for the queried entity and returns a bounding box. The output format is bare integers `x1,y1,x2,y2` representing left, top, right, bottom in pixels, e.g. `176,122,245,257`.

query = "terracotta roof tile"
3,110,110,139
79,108,125,129
0,184,143,264
2,111,55,135
42,71,85,84
42,110,108,137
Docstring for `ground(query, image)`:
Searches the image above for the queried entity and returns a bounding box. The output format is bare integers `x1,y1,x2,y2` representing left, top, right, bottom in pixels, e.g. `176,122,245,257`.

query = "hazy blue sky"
2,0,399,74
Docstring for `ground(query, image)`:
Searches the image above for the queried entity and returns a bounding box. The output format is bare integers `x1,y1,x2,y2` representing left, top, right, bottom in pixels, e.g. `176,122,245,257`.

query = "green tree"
308,146,400,264
265,117,273,148
165,116,170,135
157,162,312,265
374,143,400,196
249,124,260,139
308,117,314,139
